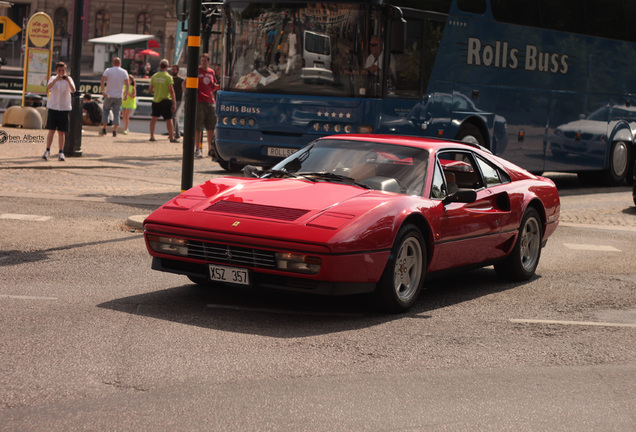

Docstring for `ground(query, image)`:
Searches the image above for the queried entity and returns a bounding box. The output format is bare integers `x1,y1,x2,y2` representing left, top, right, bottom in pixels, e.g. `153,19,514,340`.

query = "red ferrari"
144,135,560,312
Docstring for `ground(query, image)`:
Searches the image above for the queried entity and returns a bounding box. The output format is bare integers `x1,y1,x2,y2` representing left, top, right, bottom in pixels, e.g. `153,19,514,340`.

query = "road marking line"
563,243,620,252
0,213,52,222
510,318,636,328
207,304,363,317
559,222,636,233
0,294,58,301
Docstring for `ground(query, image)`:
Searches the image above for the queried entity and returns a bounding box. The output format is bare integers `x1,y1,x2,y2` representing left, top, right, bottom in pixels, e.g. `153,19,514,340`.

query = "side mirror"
443,189,477,205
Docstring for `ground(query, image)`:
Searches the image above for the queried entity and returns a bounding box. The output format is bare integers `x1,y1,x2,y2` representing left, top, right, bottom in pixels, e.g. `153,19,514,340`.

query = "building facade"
0,0,182,75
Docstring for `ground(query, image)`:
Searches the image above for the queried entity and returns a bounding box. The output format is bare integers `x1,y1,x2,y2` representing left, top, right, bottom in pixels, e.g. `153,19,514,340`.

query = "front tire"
603,141,630,185
495,208,542,281
373,224,426,313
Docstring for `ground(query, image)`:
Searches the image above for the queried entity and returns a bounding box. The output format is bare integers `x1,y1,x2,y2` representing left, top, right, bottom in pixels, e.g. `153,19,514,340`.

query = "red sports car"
144,135,560,312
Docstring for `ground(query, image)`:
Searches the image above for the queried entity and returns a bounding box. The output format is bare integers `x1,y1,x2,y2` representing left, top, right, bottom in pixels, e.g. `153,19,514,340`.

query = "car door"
427,150,511,272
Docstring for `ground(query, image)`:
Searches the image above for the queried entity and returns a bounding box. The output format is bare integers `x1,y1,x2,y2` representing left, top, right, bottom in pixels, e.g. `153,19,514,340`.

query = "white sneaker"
58,152,65,161
42,149,50,160
195,149,203,158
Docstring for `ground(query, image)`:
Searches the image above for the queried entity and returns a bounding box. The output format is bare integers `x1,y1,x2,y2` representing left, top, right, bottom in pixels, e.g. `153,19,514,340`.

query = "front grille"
204,200,309,222
187,240,277,268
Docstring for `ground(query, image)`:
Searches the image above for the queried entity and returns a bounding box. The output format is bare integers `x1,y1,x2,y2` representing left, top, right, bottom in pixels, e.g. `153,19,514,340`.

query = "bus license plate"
267,147,297,158
208,264,250,286
314,62,324,68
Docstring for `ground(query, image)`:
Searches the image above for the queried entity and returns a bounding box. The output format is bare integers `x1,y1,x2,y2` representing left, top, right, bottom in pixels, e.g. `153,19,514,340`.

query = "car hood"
145,177,405,248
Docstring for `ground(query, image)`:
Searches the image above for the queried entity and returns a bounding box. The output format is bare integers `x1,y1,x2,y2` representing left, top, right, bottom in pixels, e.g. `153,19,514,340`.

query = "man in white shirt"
364,36,396,79
43,62,76,161
100,57,129,137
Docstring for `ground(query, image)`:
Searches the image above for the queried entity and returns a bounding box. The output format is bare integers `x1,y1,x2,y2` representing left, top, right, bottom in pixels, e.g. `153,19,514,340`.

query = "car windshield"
267,139,429,195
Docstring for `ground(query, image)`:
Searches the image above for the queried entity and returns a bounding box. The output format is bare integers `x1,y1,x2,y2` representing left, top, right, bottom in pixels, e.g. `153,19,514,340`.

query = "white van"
301,31,333,82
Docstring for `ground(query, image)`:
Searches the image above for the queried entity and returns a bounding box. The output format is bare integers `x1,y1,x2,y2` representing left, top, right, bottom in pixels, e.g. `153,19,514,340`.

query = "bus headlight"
147,235,188,256
275,252,321,274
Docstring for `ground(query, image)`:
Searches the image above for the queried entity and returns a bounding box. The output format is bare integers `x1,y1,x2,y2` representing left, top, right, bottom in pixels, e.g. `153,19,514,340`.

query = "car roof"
323,134,489,154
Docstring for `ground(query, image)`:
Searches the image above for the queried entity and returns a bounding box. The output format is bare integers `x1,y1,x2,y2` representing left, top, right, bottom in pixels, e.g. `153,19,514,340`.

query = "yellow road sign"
0,16,22,41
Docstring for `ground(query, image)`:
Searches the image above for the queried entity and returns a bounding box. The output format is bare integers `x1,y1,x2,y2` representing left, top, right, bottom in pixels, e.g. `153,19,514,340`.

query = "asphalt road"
1,133,635,431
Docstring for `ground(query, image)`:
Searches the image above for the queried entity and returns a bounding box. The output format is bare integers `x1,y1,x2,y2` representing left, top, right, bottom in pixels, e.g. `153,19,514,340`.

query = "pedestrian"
121,75,137,134
195,53,220,158
82,93,102,126
170,64,184,139
99,57,129,137
42,62,75,161
149,58,178,142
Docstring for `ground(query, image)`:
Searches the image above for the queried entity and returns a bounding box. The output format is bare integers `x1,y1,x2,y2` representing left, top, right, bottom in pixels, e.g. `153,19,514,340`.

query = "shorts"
151,99,173,120
102,97,122,125
45,109,70,132
196,102,216,131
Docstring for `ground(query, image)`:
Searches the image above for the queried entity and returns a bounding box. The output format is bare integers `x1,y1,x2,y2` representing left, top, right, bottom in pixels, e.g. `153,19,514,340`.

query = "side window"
438,150,484,190
475,156,510,187
430,163,446,199
391,17,422,98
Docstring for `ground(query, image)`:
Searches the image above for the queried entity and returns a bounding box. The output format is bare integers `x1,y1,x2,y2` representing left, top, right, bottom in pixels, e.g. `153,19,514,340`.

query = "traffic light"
0,16,22,42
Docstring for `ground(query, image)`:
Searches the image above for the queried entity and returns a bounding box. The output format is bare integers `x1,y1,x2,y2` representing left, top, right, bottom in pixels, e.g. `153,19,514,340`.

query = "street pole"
181,0,202,192
65,0,83,157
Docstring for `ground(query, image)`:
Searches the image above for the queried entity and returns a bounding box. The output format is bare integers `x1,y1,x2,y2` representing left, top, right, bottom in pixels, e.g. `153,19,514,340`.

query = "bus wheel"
604,141,630,185
456,123,485,148
218,157,246,172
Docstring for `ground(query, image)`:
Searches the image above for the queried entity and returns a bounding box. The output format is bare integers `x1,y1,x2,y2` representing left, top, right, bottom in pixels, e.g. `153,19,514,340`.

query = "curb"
126,214,148,230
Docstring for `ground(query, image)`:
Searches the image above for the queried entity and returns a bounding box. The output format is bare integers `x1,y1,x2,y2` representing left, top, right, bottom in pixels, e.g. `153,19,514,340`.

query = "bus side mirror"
391,20,406,54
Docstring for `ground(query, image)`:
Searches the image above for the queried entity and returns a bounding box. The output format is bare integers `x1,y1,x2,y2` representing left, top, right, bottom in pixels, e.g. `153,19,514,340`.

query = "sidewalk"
0,127,184,170
0,127,218,229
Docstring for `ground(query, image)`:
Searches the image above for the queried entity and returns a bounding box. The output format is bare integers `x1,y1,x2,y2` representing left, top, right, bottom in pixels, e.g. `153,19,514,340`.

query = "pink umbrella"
139,49,160,57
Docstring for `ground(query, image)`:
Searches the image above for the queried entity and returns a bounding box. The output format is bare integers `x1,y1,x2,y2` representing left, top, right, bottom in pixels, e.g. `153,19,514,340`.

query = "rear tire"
495,208,542,281
373,224,426,313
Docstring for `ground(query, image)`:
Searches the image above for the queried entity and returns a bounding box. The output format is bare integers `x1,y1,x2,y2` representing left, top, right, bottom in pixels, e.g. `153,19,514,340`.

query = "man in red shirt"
195,53,220,158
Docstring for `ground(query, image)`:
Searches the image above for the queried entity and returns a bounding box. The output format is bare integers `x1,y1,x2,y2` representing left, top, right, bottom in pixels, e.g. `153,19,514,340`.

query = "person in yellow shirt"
149,59,177,142
122,75,137,134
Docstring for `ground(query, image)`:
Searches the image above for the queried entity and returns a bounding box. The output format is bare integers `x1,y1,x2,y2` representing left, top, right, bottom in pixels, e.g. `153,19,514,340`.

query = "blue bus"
216,0,635,184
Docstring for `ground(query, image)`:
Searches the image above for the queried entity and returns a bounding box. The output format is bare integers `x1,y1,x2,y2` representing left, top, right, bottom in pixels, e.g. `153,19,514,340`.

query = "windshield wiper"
297,172,371,189
264,169,307,180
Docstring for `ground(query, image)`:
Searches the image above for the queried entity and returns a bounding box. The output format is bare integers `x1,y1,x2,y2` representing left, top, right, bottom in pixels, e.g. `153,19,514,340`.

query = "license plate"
267,147,297,158
208,264,250,286
314,62,324,68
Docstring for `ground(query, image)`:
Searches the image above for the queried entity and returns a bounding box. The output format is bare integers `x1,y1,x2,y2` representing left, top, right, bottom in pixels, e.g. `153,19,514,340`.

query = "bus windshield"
225,2,384,97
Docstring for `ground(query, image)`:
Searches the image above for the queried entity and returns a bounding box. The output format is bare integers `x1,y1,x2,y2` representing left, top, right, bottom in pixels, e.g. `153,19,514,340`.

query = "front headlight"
147,235,188,256
275,252,321,274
